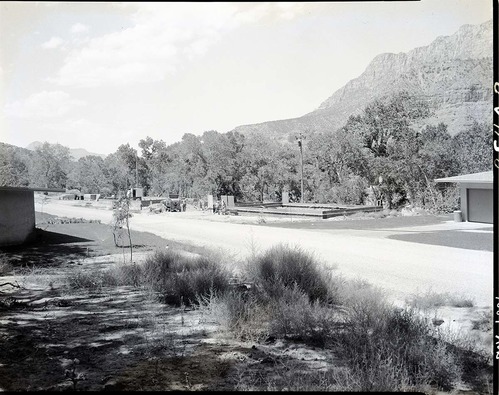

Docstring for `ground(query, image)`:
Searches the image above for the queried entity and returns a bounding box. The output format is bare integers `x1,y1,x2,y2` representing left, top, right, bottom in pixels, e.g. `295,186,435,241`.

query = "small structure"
127,187,143,200
83,193,100,201
220,195,235,208
282,189,289,204
0,186,65,246
435,171,493,224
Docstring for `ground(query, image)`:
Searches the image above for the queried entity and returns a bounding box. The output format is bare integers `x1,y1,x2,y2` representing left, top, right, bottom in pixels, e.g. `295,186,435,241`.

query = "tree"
307,129,368,203
348,91,431,157
0,143,31,187
452,121,492,174
341,91,432,208
200,130,245,199
139,137,174,196
112,196,133,262
28,142,71,188
104,144,147,196
67,155,111,194
104,153,131,195
239,132,285,202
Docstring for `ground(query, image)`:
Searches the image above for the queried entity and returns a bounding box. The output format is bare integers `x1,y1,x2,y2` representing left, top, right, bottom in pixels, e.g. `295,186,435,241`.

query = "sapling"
112,195,133,262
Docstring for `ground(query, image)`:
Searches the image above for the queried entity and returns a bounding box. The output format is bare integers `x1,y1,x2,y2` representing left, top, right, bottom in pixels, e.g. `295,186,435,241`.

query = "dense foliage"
0,91,491,211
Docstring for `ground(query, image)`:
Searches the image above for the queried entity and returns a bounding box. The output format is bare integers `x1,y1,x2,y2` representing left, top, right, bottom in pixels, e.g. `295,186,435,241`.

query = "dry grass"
65,249,231,307
59,243,490,393
197,290,271,342
406,290,475,309
197,244,488,392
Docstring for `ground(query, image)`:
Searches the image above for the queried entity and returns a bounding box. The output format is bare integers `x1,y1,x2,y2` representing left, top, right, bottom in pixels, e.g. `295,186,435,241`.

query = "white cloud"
70,23,90,34
5,91,85,118
53,3,307,87
41,36,64,49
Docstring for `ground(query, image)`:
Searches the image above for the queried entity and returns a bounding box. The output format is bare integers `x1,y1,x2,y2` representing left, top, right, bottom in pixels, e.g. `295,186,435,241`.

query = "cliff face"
232,20,493,139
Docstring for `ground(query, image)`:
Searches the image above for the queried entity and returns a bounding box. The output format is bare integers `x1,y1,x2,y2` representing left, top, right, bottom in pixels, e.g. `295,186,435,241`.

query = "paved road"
36,200,493,307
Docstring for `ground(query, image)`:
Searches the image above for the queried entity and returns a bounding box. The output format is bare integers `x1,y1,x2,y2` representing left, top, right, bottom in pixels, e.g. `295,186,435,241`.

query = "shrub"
406,290,474,310
268,285,344,346
142,249,230,306
113,263,144,287
197,245,484,392
197,290,271,342
249,244,337,304
336,305,462,391
198,245,344,344
66,270,119,290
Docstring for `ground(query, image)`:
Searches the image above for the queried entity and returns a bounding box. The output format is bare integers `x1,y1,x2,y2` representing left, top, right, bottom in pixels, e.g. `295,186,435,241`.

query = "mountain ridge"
231,19,493,139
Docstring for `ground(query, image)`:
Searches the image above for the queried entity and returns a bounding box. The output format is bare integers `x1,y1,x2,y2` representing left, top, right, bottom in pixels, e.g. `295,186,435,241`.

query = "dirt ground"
0,205,493,391
0,215,352,391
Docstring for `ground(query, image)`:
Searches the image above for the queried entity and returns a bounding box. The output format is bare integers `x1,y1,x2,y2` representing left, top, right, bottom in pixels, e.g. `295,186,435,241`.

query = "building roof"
434,171,493,184
0,186,65,192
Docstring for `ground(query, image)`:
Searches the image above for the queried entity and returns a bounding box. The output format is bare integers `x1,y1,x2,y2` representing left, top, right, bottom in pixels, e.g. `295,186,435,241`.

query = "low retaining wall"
234,204,382,219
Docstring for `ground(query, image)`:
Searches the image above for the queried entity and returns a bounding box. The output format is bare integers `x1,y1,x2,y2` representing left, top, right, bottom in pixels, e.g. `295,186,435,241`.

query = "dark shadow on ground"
0,286,223,391
388,229,493,251
0,229,93,268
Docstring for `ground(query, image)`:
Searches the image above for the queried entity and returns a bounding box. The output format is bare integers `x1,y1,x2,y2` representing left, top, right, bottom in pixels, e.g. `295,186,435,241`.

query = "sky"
0,1,493,155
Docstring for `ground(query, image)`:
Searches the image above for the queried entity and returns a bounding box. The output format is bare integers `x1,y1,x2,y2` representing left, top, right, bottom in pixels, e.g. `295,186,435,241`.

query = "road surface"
35,199,493,307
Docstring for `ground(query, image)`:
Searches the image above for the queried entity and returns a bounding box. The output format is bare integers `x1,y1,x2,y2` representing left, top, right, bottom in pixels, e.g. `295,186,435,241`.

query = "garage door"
467,188,493,223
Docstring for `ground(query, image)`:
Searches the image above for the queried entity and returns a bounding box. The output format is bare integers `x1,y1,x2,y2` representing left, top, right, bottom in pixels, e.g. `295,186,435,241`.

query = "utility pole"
135,154,138,188
296,132,305,203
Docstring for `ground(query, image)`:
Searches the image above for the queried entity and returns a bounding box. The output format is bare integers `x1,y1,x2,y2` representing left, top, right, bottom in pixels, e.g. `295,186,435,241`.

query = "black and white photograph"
0,1,495,392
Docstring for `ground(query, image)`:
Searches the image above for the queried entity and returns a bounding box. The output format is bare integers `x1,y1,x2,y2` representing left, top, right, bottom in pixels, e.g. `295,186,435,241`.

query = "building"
434,171,493,224
0,186,64,247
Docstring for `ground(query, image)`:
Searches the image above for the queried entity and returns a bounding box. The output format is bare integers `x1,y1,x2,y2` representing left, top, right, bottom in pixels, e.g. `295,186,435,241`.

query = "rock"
432,318,445,326
232,20,492,140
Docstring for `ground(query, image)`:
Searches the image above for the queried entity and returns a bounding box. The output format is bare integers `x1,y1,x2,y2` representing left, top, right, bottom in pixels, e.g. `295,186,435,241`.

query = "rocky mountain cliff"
231,20,493,139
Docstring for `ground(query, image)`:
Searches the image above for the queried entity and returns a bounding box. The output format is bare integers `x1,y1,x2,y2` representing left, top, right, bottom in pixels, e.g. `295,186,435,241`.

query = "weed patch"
141,250,230,306
406,290,475,309
248,244,338,304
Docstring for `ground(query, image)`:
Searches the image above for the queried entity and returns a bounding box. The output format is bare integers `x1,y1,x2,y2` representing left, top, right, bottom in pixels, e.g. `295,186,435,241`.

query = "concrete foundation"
234,202,382,219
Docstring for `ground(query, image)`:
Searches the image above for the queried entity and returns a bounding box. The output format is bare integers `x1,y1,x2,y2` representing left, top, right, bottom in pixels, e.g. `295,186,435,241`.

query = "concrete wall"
0,189,35,246
459,182,492,223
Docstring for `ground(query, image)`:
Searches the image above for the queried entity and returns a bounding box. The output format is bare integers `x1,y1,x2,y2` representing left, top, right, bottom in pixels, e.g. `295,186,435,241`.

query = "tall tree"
452,121,492,174
0,143,31,187
67,155,111,194
29,142,71,189
341,91,432,208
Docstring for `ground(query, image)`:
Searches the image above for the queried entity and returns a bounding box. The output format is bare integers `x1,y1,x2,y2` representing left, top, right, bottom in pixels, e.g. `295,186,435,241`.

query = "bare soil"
0,214,351,391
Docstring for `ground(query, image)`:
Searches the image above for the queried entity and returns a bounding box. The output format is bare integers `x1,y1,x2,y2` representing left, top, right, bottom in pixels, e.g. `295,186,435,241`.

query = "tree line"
0,91,491,210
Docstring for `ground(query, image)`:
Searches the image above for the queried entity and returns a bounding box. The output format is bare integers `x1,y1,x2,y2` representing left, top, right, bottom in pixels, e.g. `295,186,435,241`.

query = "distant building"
0,186,64,246
435,171,493,224
127,187,143,200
